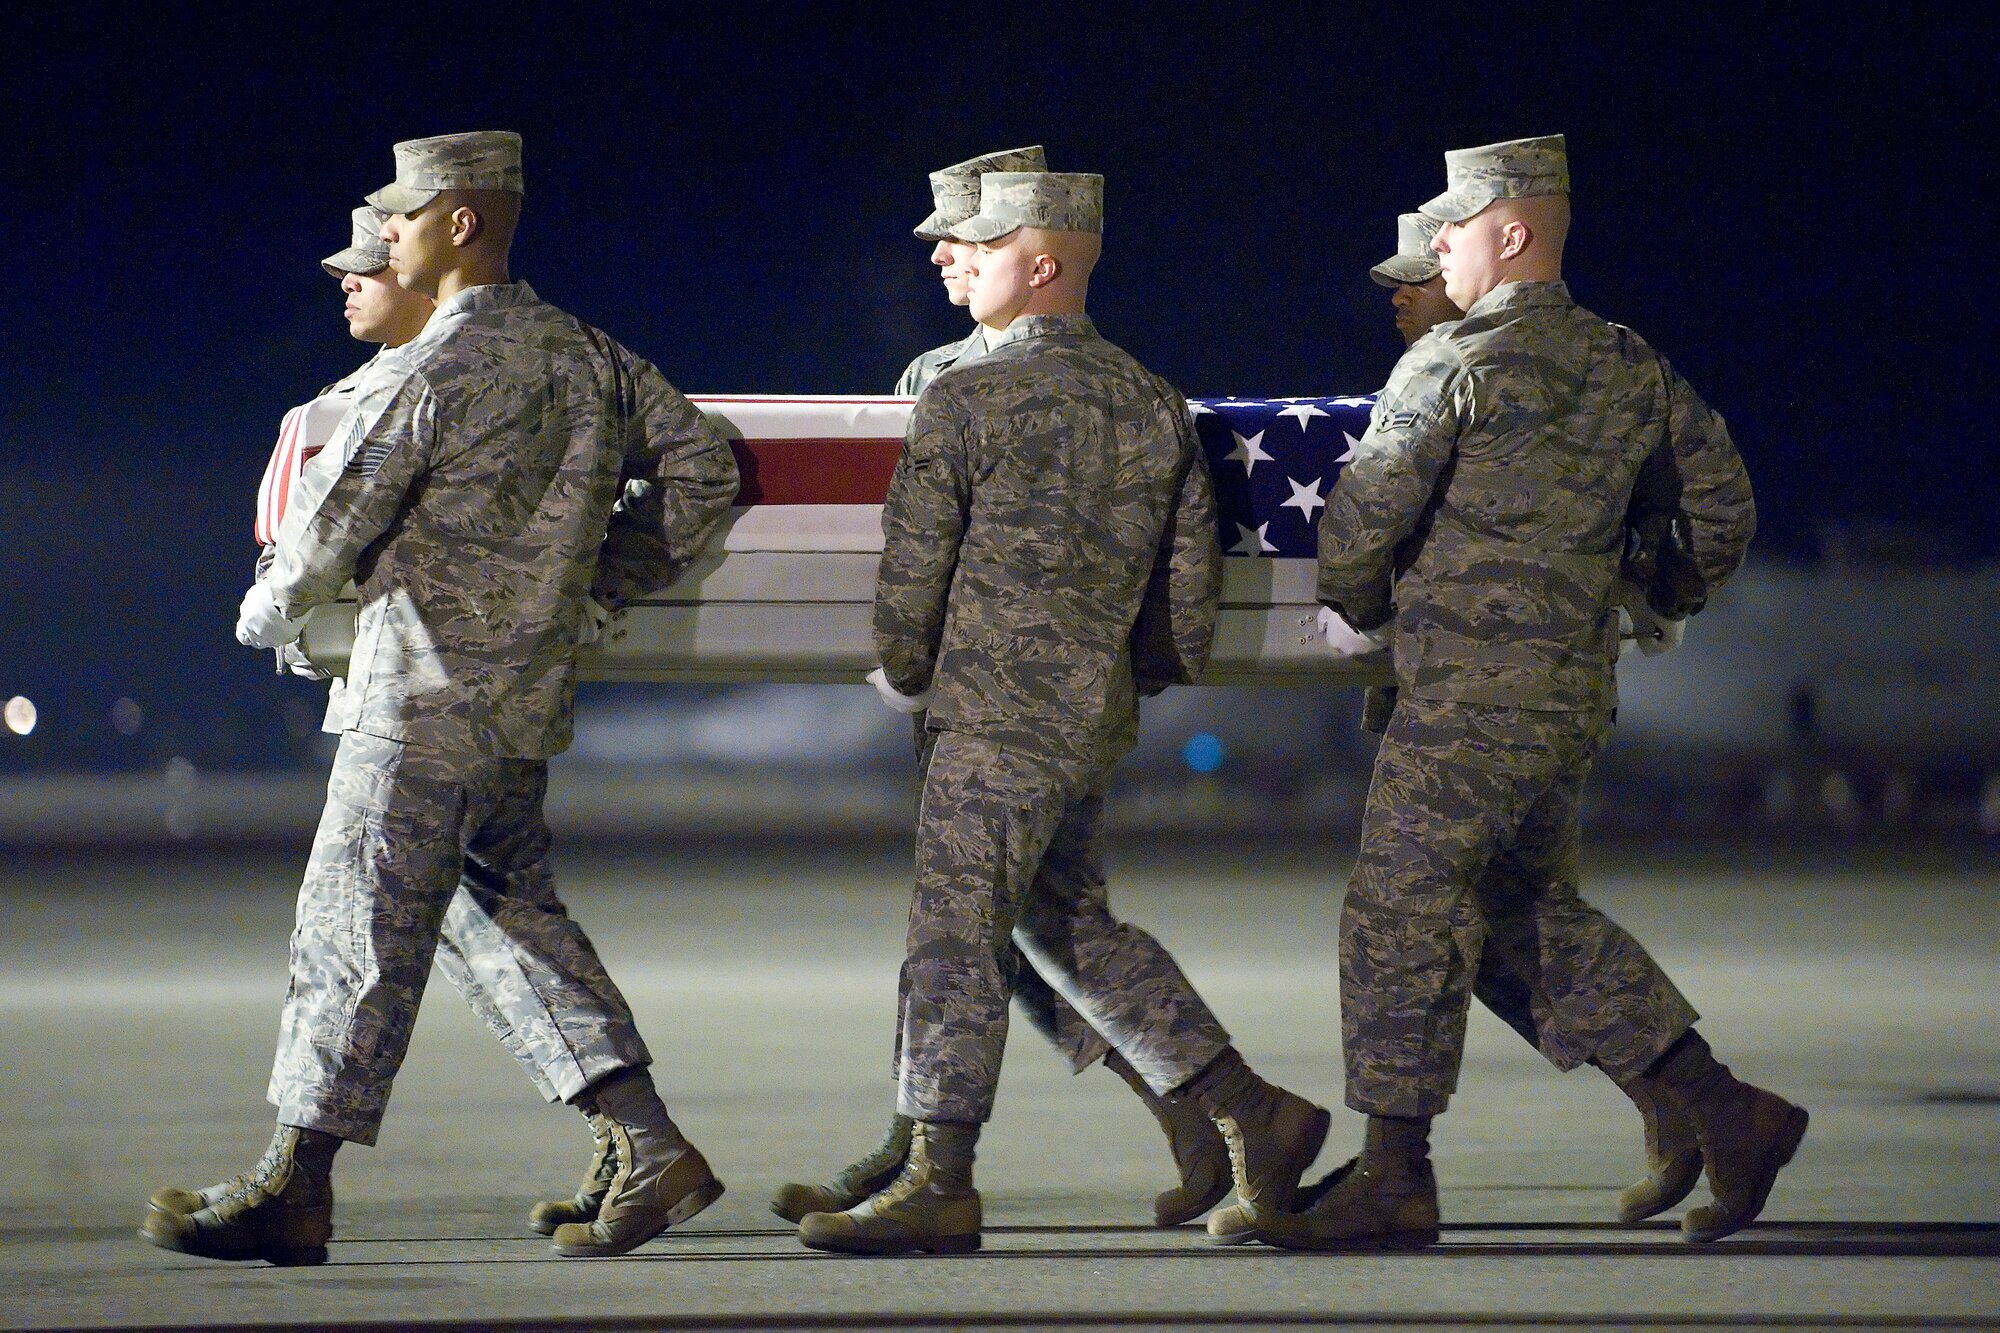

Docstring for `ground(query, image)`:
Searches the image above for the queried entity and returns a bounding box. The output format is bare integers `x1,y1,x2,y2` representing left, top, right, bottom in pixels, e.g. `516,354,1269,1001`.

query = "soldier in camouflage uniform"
796,172,1329,1257
890,145,1045,395
294,207,670,1235
773,150,1230,1234
1248,135,1806,1252
141,132,740,1267
1355,207,1706,1226
1371,211,1463,351
254,206,434,684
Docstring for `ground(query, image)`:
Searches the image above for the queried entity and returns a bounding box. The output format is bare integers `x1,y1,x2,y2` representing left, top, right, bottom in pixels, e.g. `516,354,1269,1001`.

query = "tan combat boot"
1614,1072,1703,1223
1208,1156,1355,1245
797,1121,981,1255
1645,1031,1809,1242
528,1106,621,1236
139,1125,339,1266
770,1114,913,1223
1255,1115,1440,1251
148,1176,250,1216
1103,1049,1231,1227
550,1071,724,1257
1176,1047,1329,1240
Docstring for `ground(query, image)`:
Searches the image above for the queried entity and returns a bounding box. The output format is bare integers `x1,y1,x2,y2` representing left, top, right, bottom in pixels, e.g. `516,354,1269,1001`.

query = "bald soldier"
795,172,1329,1256
1250,135,1804,1252
774,148,1229,1234
142,132,740,1266
1358,207,1706,1226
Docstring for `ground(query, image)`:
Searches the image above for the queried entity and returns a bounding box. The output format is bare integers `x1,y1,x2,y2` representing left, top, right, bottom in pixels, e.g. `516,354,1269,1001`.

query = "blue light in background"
1182,732,1225,774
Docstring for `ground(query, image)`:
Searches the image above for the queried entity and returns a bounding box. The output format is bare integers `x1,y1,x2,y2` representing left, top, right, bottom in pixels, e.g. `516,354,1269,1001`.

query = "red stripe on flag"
695,396,914,405
731,438,902,505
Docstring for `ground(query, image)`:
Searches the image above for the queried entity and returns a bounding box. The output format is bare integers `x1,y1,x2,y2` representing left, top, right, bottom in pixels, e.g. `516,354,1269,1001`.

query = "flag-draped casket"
286,395,1391,684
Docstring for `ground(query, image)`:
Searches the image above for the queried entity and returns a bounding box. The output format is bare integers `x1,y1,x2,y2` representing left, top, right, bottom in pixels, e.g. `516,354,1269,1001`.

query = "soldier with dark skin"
288,206,636,1239
1245,135,1805,1251
1371,212,1462,350
794,172,1329,1257
142,132,740,1265
773,149,1229,1234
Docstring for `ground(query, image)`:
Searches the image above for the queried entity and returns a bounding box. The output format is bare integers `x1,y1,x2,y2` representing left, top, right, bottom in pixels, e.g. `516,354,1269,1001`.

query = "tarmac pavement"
1,835,1995,1330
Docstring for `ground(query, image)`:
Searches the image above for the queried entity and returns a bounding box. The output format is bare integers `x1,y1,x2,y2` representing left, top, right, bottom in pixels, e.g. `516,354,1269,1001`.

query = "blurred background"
3,6,1995,846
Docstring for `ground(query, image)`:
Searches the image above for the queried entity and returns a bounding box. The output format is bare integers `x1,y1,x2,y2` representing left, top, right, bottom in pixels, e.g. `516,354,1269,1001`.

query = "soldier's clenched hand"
236,582,304,649
577,599,616,647
1318,605,1389,659
1616,582,1687,658
866,666,933,714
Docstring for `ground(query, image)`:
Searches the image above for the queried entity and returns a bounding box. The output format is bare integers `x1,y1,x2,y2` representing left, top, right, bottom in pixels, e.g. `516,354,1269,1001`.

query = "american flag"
256,393,1377,556
253,400,343,546
1190,396,1377,559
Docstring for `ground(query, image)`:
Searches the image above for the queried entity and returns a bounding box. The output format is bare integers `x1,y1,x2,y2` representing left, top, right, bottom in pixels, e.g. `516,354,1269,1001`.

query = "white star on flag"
1226,430,1273,473
1280,475,1325,522
1335,431,1362,464
1230,522,1278,555
1188,402,1215,416
1274,403,1329,430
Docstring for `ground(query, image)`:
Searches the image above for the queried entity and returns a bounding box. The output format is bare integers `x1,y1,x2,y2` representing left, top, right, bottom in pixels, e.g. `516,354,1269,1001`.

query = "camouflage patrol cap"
321,206,391,278
915,145,1048,241
947,172,1104,243
1418,134,1568,223
1369,212,1442,288
367,131,524,215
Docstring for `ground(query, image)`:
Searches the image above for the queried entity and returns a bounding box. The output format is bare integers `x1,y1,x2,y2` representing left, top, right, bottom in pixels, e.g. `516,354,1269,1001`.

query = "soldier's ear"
1029,253,1061,289
1499,219,1532,260
451,206,485,249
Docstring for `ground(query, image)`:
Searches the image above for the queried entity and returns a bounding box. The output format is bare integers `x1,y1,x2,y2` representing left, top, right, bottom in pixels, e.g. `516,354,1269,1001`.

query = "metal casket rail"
298,394,1390,686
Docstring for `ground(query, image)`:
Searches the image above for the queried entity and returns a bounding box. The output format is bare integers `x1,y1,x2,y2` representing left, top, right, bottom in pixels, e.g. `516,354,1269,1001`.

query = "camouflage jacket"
265,281,738,758
875,313,1222,760
1317,280,1754,711
894,327,986,396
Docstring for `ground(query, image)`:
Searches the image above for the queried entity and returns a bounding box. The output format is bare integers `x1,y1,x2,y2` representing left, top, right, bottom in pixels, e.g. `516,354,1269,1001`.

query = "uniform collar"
433,280,541,320
1462,279,1572,320
991,312,1098,350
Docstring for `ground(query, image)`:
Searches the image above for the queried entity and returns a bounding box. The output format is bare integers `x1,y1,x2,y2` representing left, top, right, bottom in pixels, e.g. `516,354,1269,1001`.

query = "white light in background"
112,696,144,735
4,696,35,736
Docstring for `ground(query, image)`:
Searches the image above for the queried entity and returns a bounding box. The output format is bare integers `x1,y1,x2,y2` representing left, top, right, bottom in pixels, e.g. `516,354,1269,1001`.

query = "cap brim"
322,245,389,277
946,214,1018,243
913,207,970,242
365,181,441,215
1370,256,1441,288
1416,187,1489,223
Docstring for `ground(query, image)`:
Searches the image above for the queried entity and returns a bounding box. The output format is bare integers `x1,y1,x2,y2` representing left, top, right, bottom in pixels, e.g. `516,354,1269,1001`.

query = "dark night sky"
1,5,1991,772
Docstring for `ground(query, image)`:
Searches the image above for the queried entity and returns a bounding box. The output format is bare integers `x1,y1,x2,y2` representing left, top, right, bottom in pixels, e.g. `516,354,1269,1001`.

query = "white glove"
278,643,332,682
1318,605,1389,659
578,598,616,647
866,666,933,714
1616,584,1686,658
1638,614,1686,657
236,582,304,649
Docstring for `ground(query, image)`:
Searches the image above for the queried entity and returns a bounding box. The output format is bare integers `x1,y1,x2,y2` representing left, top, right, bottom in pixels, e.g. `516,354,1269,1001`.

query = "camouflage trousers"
269,731,651,1144
897,731,1231,1123
1342,695,1697,1117
892,719,1111,1079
